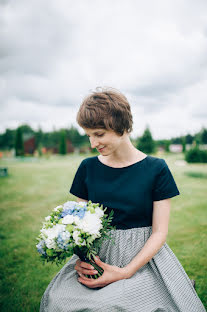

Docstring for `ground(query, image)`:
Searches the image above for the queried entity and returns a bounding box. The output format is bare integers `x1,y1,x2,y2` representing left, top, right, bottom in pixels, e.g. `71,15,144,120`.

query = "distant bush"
185,147,207,163
184,171,207,179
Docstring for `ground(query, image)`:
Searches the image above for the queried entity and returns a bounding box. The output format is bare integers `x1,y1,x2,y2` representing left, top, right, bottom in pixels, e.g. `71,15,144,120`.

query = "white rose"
73,216,80,224
62,215,74,225
76,211,102,236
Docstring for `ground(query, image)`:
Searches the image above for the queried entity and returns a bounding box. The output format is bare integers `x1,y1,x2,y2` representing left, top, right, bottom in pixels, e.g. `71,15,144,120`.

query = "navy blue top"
69,155,180,229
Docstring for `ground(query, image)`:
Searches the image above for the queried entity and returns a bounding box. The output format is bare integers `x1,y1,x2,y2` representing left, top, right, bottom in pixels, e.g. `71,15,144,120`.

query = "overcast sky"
0,0,207,139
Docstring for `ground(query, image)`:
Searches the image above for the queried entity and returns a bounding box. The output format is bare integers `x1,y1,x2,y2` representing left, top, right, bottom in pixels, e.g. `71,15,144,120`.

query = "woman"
40,88,206,311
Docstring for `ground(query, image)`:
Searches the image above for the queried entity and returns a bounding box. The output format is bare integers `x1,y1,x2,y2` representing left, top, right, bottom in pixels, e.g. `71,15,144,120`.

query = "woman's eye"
86,133,104,138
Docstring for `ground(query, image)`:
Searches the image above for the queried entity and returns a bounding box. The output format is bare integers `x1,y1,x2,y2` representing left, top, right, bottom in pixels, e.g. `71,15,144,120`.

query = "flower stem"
86,260,104,279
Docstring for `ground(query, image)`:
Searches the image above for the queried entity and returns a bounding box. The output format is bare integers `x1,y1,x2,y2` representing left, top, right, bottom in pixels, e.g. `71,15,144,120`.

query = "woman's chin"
98,150,108,156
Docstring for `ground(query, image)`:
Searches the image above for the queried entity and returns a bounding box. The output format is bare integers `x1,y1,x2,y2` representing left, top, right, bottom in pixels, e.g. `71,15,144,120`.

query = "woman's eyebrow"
85,130,104,136
88,131,103,135
94,131,103,134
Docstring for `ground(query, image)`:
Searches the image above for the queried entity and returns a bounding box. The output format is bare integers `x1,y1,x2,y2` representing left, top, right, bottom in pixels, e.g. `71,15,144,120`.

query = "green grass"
0,153,206,311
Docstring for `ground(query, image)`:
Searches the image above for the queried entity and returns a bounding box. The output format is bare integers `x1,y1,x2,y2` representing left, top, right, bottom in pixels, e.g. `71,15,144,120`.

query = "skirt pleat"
40,226,206,312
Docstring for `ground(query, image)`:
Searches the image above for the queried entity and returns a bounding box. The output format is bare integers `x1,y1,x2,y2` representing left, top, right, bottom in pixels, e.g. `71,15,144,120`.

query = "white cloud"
0,0,207,139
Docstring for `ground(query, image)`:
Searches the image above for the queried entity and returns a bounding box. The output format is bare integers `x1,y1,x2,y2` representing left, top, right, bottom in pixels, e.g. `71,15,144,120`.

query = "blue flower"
74,209,86,219
60,208,74,218
63,201,77,210
36,240,46,255
77,202,87,209
60,201,87,219
57,231,71,250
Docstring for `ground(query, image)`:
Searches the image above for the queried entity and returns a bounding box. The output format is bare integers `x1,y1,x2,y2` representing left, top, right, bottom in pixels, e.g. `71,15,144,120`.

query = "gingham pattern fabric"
40,226,206,312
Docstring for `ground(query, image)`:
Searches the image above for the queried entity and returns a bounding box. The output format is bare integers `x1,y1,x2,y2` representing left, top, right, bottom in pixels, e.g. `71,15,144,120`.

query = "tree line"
0,124,207,156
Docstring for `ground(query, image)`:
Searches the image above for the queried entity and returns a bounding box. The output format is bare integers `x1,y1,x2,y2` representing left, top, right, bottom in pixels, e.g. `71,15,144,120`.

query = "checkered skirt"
40,226,206,312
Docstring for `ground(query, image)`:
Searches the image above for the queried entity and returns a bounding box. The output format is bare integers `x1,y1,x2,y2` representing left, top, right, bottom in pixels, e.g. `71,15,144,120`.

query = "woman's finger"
75,259,81,266
80,261,94,270
93,256,107,269
74,264,98,275
77,273,91,281
81,268,98,275
75,261,93,270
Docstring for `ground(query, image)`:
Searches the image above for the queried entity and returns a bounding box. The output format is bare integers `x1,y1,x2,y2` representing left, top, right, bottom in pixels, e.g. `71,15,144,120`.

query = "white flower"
77,201,87,207
63,231,71,240
54,205,63,212
41,224,66,249
73,230,81,245
45,238,56,249
59,231,71,241
45,215,51,221
62,215,74,225
75,211,102,236
40,224,66,241
72,230,86,246
63,201,77,210
95,207,104,218
73,216,80,224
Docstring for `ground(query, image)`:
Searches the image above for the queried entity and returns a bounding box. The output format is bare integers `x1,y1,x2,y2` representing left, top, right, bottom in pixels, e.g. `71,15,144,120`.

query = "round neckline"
96,155,149,169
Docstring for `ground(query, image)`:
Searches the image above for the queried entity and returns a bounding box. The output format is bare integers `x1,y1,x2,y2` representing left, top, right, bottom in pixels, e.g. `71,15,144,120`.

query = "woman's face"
83,128,124,156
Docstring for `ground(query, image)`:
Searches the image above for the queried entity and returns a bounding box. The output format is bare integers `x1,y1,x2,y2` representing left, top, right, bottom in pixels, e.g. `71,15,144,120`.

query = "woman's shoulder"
79,156,98,166
146,155,168,171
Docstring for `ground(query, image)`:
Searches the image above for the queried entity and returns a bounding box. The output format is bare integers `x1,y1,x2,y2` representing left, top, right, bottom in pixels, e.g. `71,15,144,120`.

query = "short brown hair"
77,87,133,136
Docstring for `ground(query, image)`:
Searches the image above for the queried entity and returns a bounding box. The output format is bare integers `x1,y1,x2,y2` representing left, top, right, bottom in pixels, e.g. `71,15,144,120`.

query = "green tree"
201,128,207,144
66,126,83,148
137,127,155,154
0,128,16,150
35,127,43,148
185,134,194,144
15,127,24,156
59,130,67,155
182,137,186,153
164,140,170,152
171,136,182,144
194,133,201,147
19,124,34,135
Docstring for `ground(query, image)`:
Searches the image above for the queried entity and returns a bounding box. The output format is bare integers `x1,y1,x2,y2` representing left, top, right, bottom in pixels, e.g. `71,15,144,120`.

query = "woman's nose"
90,137,98,149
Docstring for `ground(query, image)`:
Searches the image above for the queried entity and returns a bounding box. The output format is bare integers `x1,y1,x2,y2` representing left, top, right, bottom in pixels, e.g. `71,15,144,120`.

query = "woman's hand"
74,256,127,288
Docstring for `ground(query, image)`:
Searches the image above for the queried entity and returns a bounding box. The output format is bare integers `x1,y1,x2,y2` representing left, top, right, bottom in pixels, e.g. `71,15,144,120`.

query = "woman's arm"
123,198,171,279
75,198,171,288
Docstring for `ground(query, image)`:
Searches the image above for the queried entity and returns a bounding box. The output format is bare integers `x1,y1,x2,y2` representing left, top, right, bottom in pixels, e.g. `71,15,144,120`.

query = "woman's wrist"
120,266,133,279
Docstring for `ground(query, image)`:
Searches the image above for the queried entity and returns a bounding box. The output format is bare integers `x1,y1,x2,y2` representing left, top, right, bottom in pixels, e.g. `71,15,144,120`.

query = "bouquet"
36,200,115,279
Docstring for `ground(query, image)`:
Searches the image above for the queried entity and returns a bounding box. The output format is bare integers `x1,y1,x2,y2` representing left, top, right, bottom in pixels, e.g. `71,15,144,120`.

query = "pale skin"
74,128,171,288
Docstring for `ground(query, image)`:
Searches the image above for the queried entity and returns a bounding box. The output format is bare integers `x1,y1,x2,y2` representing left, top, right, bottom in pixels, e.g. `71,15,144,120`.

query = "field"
0,153,206,311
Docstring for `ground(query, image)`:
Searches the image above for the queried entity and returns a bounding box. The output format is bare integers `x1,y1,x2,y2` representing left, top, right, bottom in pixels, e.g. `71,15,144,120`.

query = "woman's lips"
98,147,105,152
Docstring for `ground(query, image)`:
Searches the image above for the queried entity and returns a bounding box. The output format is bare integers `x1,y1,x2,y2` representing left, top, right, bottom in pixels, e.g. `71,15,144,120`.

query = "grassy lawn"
0,153,206,311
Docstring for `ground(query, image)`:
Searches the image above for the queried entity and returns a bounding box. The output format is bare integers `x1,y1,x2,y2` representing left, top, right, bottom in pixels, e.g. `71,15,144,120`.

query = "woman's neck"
98,137,147,167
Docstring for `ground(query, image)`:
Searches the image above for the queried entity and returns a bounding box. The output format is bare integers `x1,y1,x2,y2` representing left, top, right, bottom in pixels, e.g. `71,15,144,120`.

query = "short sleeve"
152,160,180,201
69,160,88,200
